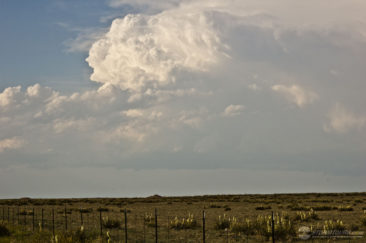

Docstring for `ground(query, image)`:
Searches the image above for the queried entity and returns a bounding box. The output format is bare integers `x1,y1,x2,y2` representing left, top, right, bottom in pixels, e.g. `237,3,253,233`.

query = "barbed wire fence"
0,205,363,242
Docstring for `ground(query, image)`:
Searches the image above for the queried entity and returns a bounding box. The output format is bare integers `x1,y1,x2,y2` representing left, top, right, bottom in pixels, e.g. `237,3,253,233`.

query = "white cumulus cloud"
272,84,318,108
324,104,366,133
0,137,25,152
223,104,245,117
86,11,225,94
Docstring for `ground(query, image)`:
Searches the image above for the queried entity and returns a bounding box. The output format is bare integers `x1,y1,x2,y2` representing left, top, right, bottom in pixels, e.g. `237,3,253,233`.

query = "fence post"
41,208,44,230
271,211,275,243
52,208,55,237
123,209,128,243
24,208,26,226
80,209,83,226
12,207,14,225
64,206,68,231
143,215,146,243
155,208,158,243
167,216,170,242
99,210,103,236
32,208,35,232
2,207,4,222
17,207,19,225
202,210,206,243
7,207,9,222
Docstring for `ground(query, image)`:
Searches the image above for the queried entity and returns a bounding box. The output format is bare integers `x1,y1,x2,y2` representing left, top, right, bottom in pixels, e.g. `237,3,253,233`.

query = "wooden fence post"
7,207,9,222
32,208,35,232
52,208,55,237
99,210,103,236
155,208,158,243
24,208,26,226
80,209,83,226
271,211,275,243
64,206,68,231
41,208,44,230
167,216,170,242
143,215,146,243
202,210,206,243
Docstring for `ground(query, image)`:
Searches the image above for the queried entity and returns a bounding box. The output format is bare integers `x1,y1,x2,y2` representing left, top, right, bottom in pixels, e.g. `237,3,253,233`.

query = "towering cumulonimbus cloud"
86,10,225,94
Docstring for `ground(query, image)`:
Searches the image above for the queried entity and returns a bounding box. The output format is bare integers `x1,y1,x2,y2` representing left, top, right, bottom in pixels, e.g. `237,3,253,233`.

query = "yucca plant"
170,213,198,230
215,214,232,230
144,213,155,227
361,210,366,226
323,219,346,232
255,213,296,241
294,208,319,221
230,218,254,235
338,205,353,211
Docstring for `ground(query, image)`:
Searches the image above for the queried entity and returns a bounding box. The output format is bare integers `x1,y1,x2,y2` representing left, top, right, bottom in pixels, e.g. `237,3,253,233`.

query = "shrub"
255,206,271,210
230,218,254,235
170,213,198,230
0,224,10,237
255,213,296,241
96,207,109,212
323,219,346,231
210,204,222,208
73,226,87,243
18,209,34,215
337,205,353,211
79,208,93,213
294,208,320,221
215,214,231,230
350,224,359,231
103,217,121,229
144,213,155,227
312,205,333,211
287,204,311,211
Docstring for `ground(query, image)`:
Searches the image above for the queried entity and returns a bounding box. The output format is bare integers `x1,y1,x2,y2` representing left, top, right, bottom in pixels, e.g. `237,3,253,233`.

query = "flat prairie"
0,192,365,242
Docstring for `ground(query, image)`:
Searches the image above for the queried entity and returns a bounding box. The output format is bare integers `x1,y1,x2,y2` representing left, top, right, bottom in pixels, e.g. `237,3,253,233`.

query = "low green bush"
0,224,10,237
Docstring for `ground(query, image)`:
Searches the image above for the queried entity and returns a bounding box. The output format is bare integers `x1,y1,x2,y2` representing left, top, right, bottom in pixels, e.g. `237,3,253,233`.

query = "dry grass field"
0,192,366,242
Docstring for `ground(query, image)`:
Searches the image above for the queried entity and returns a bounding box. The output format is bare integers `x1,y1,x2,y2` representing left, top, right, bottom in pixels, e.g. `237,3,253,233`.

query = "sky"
0,0,366,198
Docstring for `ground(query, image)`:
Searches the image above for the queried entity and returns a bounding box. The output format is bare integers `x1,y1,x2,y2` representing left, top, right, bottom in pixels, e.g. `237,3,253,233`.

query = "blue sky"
0,0,124,91
0,0,366,198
